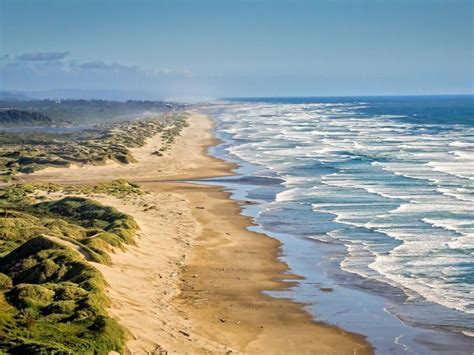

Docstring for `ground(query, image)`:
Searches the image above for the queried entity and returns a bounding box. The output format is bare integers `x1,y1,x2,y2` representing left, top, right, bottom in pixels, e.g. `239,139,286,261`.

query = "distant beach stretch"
13,111,370,354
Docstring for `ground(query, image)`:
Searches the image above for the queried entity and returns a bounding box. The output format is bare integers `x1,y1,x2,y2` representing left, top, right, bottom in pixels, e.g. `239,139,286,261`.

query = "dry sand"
24,112,373,354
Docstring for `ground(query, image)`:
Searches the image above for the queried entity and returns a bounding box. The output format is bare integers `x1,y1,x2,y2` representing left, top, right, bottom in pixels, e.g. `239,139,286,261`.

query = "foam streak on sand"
25,113,371,354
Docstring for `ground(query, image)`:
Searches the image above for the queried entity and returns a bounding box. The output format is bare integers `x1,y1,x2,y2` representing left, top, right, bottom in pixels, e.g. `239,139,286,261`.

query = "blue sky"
0,0,472,99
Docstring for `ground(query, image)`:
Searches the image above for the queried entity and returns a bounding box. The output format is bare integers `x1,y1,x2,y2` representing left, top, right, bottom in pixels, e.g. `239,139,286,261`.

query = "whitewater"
208,97,474,353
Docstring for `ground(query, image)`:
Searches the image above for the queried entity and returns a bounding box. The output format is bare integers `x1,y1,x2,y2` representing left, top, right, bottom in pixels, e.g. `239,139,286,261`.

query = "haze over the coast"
1,0,473,100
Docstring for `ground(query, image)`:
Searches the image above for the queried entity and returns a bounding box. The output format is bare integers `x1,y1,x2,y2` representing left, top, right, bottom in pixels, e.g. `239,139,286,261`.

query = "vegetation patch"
64,179,146,199
0,184,141,353
0,112,188,181
0,236,124,354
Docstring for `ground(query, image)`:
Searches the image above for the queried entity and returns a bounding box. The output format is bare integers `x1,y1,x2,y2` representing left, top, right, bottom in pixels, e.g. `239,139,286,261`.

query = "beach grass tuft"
0,183,142,353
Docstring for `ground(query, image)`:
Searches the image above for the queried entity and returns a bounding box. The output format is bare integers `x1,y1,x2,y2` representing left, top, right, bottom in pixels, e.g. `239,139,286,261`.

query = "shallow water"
201,96,474,354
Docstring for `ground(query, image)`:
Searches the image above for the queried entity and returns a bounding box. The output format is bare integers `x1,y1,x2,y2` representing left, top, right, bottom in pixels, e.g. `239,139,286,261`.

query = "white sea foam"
215,102,474,316
462,331,474,338
276,186,318,202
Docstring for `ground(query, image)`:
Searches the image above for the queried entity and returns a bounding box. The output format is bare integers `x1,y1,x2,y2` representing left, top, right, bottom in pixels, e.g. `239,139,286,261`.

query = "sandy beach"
23,112,373,354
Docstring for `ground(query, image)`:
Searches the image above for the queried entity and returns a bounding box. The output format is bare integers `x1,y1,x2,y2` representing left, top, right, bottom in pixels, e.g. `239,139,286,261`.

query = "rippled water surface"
207,96,474,353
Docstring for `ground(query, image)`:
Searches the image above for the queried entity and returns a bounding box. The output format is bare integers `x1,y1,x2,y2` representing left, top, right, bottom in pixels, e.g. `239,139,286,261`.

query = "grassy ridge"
0,182,142,353
0,237,124,354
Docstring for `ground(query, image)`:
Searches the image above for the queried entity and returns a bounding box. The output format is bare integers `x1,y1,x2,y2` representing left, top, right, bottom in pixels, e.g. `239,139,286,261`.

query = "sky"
0,0,473,100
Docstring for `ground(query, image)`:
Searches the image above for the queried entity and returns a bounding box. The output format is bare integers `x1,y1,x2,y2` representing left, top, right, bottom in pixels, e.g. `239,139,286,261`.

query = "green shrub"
0,236,125,353
51,282,88,300
0,187,142,353
92,232,123,248
45,300,77,315
0,273,12,289
20,307,40,327
7,284,55,309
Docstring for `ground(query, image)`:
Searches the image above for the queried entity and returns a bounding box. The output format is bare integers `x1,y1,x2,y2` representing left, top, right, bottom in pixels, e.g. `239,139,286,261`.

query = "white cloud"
148,68,193,77
16,51,70,61
76,61,138,72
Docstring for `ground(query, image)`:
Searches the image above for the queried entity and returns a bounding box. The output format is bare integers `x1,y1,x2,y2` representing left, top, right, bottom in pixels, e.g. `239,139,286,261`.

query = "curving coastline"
22,112,373,354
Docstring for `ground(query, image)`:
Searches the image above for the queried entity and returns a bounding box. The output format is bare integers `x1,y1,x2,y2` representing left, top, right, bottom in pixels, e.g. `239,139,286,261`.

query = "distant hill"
0,99,184,126
22,89,158,101
0,109,52,127
0,89,159,101
0,91,32,101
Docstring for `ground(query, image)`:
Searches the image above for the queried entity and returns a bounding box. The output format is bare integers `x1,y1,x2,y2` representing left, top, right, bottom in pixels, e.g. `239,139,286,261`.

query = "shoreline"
22,112,373,353
204,106,474,354
154,181,372,354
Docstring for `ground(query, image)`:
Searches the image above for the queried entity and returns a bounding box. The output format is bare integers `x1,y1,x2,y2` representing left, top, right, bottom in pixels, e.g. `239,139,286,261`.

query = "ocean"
204,96,474,354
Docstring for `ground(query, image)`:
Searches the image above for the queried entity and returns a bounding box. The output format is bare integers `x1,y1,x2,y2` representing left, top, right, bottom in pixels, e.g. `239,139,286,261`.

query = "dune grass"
64,179,146,199
0,112,188,181
0,236,124,354
0,182,141,353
